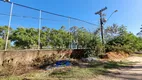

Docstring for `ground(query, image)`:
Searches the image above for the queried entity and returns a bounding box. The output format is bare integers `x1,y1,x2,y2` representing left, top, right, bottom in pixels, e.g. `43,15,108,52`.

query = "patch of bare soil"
106,51,129,60
105,56,142,80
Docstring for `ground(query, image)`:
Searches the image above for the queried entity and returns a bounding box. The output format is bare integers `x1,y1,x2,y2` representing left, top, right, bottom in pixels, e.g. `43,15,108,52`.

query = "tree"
60,26,73,48
0,38,5,49
10,27,38,49
40,26,51,49
80,27,102,57
104,24,127,42
49,26,73,49
76,27,92,48
0,26,12,49
69,26,94,49
69,26,78,48
137,27,142,37
0,26,8,40
105,24,142,53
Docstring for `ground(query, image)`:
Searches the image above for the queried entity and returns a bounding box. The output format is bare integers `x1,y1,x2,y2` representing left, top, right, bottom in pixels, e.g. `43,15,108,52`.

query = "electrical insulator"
103,18,107,23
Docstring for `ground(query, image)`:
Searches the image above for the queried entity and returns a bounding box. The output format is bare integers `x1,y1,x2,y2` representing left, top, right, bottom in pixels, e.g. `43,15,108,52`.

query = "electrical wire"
0,13,68,22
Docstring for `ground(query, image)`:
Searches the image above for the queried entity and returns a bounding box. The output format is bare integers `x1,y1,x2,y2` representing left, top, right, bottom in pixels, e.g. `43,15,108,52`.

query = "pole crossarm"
95,7,107,15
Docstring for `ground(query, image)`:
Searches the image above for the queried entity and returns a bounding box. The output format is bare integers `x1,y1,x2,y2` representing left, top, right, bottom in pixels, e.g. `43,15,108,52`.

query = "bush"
106,33,142,53
0,38,5,49
85,36,103,57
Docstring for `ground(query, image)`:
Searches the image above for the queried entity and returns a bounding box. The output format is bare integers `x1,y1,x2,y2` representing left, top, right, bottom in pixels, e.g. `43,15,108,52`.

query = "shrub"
0,38,5,49
106,33,142,53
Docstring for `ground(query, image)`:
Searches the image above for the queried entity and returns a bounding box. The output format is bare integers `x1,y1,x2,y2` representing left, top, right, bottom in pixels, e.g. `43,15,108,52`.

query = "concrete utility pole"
95,7,107,45
5,2,13,51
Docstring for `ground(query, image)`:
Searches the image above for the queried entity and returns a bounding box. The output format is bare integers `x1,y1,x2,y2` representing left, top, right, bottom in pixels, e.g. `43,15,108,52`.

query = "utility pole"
95,7,107,45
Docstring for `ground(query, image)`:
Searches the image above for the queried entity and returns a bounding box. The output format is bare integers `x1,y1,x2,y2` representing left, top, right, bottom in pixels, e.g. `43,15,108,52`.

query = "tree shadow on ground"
71,60,141,80
96,61,142,80
105,72,142,80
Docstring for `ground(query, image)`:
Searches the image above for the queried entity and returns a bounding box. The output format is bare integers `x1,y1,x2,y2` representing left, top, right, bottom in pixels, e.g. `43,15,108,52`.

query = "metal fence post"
38,10,42,50
5,2,13,51
68,18,71,49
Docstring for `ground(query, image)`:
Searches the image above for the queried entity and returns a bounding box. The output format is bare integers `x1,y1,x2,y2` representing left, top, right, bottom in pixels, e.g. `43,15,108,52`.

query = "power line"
0,13,68,22
0,0,99,26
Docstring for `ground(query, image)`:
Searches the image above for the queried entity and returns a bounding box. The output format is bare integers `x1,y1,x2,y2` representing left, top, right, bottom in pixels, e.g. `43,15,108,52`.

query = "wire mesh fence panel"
7,4,40,50
12,4,39,28
0,1,11,25
0,1,99,50
69,19,99,49
40,12,70,49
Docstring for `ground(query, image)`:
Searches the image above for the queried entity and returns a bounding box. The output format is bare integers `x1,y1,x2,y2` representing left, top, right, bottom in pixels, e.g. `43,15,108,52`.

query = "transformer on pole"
4,0,10,2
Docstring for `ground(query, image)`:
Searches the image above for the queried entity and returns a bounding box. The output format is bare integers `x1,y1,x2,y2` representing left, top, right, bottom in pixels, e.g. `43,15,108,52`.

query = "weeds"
0,59,135,80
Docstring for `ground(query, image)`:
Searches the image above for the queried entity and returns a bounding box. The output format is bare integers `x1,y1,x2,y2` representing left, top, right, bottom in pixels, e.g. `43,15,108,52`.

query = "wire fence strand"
0,0,100,50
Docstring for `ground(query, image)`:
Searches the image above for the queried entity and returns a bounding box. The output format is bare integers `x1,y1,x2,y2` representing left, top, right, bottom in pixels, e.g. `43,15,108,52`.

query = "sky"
0,0,142,34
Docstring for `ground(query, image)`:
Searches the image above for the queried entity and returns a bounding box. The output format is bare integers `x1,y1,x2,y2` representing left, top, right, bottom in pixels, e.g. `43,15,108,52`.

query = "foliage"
137,27,142,37
0,24,141,56
49,26,73,49
0,25,102,52
77,27,92,48
0,26,11,40
0,26,12,50
0,38,5,49
40,26,51,49
80,27,103,57
69,27,103,57
10,27,38,49
105,24,142,53
0,26,8,49
104,24,127,41
85,35,102,57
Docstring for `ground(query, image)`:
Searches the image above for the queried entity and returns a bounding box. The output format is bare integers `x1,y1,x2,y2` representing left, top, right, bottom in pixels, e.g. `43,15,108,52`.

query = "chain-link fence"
0,0,99,50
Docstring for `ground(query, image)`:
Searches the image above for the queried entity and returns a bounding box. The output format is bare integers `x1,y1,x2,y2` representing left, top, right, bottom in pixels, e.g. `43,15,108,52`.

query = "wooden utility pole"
95,7,107,45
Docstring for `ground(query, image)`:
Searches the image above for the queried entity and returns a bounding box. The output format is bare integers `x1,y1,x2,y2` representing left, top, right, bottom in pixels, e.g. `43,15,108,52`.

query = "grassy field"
0,59,136,80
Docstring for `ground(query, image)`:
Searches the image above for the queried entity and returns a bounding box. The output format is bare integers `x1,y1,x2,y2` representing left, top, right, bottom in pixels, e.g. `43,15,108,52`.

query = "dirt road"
92,56,142,80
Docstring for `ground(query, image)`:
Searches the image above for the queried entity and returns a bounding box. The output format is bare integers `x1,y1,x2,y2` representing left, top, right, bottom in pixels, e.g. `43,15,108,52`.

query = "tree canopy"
0,24,142,56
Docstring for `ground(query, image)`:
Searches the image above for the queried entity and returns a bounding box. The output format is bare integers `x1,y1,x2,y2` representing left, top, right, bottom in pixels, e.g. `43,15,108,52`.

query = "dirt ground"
1,53,142,80
91,56,142,80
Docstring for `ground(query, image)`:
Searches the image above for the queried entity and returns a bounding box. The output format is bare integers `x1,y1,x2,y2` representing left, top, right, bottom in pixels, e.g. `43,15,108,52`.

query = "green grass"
49,67,103,78
0,76,21,80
